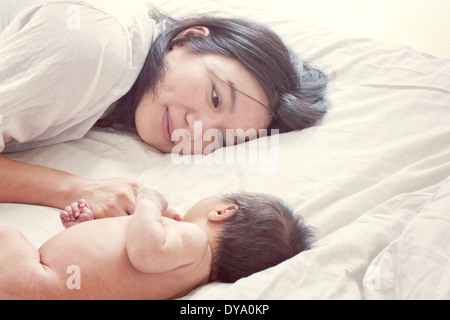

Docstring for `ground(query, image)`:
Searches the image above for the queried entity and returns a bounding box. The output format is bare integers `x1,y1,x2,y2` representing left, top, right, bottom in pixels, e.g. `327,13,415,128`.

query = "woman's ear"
208,204,238,222
173,26,210,42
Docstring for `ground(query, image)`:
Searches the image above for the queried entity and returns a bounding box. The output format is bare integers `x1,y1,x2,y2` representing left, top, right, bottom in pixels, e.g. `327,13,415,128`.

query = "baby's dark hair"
209,192,315,283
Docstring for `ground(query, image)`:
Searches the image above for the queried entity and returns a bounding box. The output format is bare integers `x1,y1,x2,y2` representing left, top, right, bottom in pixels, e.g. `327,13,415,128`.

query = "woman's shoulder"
2,0,156,62
49,0,157,91
0,0,158,152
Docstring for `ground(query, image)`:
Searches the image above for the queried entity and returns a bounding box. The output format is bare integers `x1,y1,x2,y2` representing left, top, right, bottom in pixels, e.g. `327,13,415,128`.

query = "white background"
207,0,450,58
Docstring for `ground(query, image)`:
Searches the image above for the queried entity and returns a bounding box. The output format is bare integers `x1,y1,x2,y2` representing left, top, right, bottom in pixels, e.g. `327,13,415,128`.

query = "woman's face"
135,41,271,154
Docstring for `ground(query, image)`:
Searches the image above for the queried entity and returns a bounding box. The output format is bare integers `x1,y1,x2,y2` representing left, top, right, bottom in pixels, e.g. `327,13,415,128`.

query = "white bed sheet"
1,0,449,299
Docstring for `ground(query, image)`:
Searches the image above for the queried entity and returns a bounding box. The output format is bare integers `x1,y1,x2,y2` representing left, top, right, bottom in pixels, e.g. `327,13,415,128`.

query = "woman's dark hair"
210,192,315,283
97,10,329,134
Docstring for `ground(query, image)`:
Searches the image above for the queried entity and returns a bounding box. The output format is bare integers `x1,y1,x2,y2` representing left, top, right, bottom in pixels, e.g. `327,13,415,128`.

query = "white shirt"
0,0,159,152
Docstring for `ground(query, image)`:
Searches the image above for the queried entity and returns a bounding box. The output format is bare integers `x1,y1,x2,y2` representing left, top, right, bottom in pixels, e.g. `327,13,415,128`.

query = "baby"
0,188,315,299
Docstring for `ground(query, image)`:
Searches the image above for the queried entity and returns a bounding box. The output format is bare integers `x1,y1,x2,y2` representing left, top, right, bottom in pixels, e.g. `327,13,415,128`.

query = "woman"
0,0,329,219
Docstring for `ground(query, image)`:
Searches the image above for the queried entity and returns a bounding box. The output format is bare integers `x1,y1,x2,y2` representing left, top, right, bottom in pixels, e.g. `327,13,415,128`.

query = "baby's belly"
40,216,130,264
39,217,136,298
37,216,197,299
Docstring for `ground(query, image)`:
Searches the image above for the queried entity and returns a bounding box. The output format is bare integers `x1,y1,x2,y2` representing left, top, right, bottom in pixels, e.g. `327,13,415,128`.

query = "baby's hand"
136,188,182,221
136,187,168,210
60,199,94,228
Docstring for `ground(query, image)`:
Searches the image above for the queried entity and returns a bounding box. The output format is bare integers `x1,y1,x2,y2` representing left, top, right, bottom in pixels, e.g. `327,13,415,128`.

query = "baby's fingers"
77,199,91,212
70,202,81,218
60,204,75,222
61,200,90,222
60,209,71,222
165,207,182,222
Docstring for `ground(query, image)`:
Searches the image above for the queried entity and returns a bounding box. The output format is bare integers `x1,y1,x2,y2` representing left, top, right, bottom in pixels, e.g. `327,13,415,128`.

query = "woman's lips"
161,107,173,144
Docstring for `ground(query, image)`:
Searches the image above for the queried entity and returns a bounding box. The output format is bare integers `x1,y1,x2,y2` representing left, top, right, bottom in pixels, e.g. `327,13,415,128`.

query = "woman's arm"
0,155,141,218
0,155,76,208
126,188,208,274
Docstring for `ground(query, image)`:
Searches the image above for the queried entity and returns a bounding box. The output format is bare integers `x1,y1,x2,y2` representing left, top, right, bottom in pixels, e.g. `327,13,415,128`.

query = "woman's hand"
71,177,142,219
0,156,142,219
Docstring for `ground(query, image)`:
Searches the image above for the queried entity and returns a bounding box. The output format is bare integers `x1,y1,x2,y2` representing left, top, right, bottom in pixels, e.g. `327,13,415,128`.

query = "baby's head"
183,192,315,283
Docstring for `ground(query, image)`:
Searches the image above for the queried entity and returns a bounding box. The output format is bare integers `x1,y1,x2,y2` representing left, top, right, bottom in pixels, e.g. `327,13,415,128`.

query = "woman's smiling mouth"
161,107,174,144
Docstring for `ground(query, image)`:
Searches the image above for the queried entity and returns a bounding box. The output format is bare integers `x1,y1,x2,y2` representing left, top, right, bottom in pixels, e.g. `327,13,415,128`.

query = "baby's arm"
126,188,208,274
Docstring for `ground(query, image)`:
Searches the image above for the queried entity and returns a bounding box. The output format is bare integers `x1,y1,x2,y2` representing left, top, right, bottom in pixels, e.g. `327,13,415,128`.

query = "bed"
1,0,449,299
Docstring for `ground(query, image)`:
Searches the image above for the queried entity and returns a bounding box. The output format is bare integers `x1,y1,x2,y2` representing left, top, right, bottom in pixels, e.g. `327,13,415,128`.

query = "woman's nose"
185,111,196,131
186,110,220,141
185,111,201,141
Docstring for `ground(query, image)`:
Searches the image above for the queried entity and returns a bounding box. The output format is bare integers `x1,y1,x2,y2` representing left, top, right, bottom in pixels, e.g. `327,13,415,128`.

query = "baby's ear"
208,204,238,222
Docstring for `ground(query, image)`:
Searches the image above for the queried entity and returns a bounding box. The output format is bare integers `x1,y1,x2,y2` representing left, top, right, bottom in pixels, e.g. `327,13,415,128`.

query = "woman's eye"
212,87,220,108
